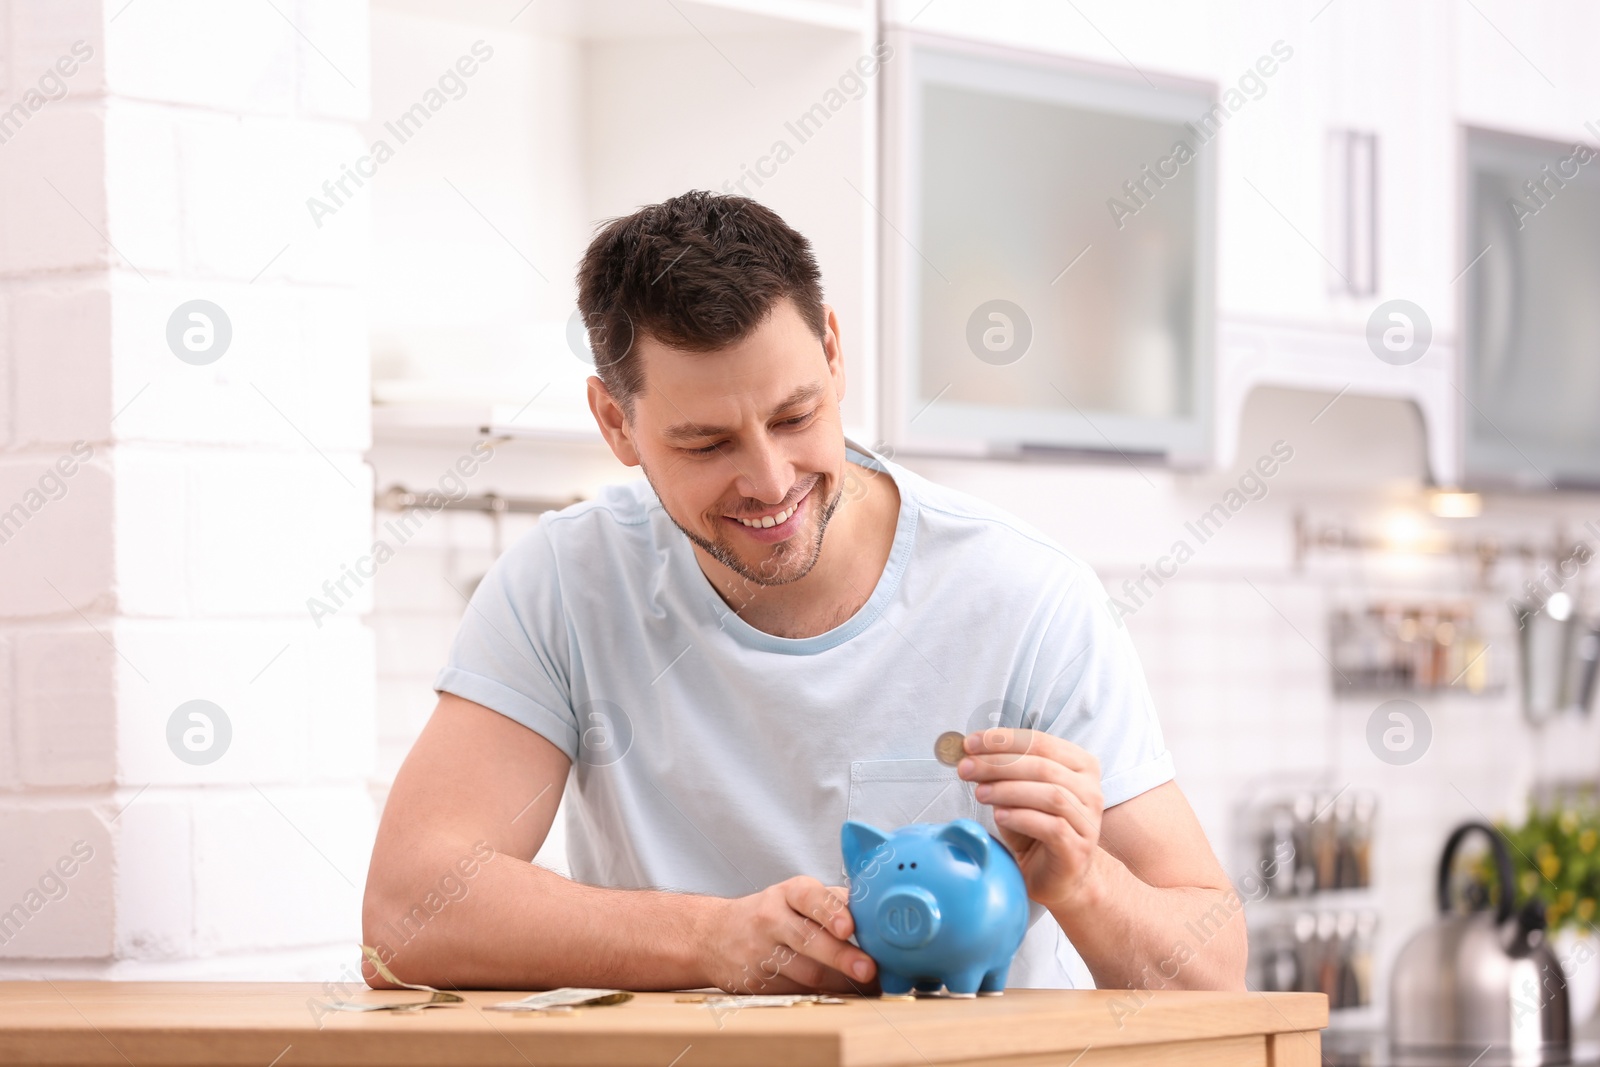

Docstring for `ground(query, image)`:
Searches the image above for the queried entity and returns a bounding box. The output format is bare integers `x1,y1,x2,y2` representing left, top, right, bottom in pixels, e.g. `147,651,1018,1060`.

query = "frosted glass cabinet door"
1464,128,1600,488
881,31,1215,462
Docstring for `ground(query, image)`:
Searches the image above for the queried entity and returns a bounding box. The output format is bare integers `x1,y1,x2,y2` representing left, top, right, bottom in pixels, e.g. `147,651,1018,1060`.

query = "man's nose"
734,436,794,505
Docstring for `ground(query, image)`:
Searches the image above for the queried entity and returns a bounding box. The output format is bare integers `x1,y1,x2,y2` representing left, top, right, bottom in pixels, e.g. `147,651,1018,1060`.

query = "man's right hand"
700,876,878,994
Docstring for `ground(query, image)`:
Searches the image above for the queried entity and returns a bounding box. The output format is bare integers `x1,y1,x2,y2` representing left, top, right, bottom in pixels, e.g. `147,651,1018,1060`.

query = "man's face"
592,297,848,588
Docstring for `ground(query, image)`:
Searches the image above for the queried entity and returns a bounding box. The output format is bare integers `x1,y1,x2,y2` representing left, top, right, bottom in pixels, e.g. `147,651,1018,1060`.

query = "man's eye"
685,442,722,456
781,410,816,428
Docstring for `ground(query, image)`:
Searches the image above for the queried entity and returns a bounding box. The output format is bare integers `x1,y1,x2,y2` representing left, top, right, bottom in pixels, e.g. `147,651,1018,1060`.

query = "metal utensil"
1390,822,1571,1065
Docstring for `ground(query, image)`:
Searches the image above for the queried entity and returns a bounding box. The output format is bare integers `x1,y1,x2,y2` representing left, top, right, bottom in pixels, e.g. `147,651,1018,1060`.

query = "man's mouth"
732,500,800,529
721,483,814,542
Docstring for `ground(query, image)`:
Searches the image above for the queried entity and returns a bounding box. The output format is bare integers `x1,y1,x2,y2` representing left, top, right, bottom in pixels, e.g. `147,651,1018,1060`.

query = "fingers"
955,734,1104,856
781,879,875,984
976,778,1099,841
825,885,856,939
959,749,1099,801
717,878,876,995
991,804,1077,850
964,728,1098,774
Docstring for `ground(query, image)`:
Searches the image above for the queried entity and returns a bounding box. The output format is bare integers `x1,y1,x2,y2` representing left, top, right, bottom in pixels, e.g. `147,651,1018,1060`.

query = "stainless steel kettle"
1390,822,1571,1066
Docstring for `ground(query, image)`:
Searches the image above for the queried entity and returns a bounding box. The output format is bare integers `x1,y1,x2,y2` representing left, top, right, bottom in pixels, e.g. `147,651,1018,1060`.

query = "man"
363,191,1246,995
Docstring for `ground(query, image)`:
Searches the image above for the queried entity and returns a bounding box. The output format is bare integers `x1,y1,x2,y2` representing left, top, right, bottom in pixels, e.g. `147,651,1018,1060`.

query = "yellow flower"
1582,829,1597,854
1541,852,1563,881
1522,871,1541,897
1578,898,1596,923
1561,810,1581,835
1560,889,1577,910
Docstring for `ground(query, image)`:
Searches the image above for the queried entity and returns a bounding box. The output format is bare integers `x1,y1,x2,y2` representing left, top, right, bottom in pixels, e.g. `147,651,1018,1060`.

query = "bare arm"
1052,782,1248,992
957,730,1247,992
362,692,876,992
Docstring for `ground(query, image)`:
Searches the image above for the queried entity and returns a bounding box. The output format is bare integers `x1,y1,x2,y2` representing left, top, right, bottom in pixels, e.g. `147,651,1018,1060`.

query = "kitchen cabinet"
877,0,1467,475
1462,126,1600,488
368,0,1600,489
878,27,1216,462
1206,0,1461,482
367,0,880,443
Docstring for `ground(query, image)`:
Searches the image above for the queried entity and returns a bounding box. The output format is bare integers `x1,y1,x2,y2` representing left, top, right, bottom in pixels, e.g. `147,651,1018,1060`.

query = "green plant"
1472,806,1600,935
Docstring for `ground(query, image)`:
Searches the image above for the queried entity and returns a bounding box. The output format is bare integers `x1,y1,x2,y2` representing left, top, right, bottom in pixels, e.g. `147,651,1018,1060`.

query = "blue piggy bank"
841,818,1029,998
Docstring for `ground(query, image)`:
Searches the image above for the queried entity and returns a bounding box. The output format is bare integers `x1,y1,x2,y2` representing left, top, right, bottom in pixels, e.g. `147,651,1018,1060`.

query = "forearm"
362,842,725,991
1049,845,1248,992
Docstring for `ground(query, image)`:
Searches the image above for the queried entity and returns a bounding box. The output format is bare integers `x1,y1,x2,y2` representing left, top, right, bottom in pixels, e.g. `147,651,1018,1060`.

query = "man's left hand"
956,728,1104,909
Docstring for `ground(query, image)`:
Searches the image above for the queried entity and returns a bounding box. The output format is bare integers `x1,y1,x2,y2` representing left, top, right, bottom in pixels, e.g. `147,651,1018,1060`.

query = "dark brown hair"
575,190,827,413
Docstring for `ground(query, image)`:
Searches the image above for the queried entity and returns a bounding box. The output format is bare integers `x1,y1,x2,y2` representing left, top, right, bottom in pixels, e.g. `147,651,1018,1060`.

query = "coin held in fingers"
934,731,967,766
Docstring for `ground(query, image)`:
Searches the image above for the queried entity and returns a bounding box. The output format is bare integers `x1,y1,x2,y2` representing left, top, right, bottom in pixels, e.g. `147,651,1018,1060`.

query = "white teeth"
736,502,797,528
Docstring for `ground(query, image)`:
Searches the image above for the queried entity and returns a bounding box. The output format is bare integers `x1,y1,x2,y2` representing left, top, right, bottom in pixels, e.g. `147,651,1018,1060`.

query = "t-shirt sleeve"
1034,564,1174,809
433,521,580,762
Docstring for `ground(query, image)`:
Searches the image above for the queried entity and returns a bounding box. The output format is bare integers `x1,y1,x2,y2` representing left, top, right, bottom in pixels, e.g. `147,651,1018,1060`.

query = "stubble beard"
653,472,844,588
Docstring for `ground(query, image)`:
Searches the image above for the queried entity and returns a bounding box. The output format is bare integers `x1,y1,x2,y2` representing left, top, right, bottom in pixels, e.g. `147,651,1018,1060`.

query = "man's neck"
696,460,900,640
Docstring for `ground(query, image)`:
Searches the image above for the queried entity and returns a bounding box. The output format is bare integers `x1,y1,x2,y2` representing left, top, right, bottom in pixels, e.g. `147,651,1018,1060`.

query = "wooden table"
0,982,1327,1066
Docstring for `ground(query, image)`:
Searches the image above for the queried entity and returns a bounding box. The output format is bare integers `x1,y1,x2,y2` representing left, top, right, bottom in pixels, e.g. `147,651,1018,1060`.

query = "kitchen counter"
0,982,1327,1066
1324,1030,1600,1066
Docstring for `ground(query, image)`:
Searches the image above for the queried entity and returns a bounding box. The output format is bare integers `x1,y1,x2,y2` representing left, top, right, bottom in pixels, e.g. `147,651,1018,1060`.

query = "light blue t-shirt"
435,439,1175,989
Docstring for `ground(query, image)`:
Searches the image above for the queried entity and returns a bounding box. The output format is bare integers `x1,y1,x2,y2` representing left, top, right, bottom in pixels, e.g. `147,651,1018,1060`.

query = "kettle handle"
1436,821,1515,924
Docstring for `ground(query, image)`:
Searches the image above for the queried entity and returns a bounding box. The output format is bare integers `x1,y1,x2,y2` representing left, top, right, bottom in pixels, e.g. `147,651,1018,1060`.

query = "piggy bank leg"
978,964,1010,996
913,978,944,996
878,971,916,999
943,967,987,998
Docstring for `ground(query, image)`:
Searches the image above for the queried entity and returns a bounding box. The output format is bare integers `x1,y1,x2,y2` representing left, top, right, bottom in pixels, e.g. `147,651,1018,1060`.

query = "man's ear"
822,303,846,408
587,375,641,467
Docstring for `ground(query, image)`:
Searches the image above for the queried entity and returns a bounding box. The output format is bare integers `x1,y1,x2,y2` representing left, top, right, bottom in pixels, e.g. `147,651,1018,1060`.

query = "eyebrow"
660,382,826,443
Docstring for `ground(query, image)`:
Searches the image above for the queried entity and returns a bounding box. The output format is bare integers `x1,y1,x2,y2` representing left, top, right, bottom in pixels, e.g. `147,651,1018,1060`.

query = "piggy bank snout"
876,886,941,949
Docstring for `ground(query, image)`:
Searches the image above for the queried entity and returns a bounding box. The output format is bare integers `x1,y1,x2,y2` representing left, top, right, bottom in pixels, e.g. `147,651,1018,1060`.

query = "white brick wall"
14,628,117,787
11,285,113,447
0,0,375,980
0,454,114,617
0,106,109,276
0,809,113,960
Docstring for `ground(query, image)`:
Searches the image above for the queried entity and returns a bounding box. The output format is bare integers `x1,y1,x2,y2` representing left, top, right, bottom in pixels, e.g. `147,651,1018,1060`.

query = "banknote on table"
679,994,847,1009
322,944,466,1014
486,988,634,1013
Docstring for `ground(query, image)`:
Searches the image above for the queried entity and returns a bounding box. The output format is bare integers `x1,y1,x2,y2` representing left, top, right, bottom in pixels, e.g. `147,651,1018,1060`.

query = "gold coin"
934,731,967,766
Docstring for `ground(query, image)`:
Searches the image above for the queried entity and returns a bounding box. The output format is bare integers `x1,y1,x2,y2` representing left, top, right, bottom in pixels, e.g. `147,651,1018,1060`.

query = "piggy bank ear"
841,821,891,876
938,819,991,870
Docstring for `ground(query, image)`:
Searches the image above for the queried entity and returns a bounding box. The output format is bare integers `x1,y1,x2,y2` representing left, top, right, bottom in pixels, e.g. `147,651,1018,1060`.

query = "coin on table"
934,731,967,766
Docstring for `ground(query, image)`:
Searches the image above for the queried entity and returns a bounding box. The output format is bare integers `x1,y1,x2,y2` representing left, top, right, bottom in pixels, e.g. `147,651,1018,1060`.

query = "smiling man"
363,190,1246,995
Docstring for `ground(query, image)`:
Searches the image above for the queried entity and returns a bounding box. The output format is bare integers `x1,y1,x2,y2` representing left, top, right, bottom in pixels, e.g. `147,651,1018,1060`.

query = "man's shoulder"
540,478,658,532
892,461,1095,591
508,478,664,571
